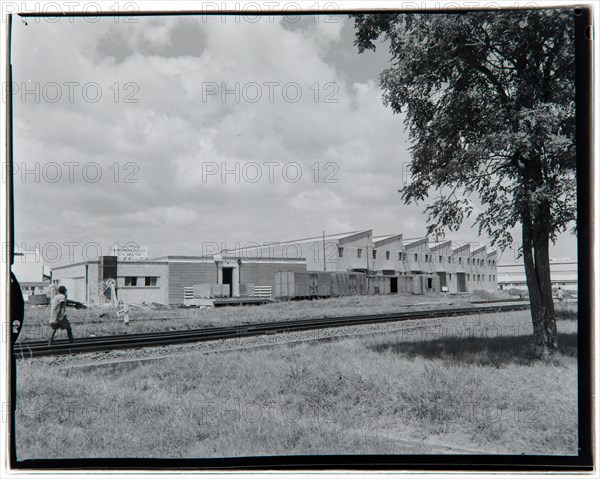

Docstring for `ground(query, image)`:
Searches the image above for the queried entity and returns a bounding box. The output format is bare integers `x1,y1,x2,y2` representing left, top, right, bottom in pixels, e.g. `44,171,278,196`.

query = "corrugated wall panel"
168,262,217,304
240,263,306,288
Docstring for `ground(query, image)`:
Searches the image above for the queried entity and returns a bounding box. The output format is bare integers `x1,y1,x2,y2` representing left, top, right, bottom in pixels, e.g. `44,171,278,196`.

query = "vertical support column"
232,264,240,297
216,261,223,285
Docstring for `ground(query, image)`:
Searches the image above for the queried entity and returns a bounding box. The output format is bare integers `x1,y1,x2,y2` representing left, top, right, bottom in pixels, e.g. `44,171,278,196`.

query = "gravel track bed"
19,314,485,370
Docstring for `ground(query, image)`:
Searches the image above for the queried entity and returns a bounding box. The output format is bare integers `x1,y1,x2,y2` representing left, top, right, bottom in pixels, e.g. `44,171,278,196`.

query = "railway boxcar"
274,271,367,299
369,275,392,295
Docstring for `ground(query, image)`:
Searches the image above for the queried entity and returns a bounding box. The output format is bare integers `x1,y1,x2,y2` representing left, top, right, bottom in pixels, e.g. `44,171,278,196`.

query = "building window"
357,249,362,259
398,252,402,261
414,253,418,262
125,276,137,286
403,252,407,261
458,257,462,265
467,274,470,281
493,275,496,281
449,273,452,281
424,254,429,262
338,247,344,258
489,275,492,282
448,256,452,263
145,276,157,287
386,251,390,260
373,250,377,260
467,257,470,265
439,255,443,263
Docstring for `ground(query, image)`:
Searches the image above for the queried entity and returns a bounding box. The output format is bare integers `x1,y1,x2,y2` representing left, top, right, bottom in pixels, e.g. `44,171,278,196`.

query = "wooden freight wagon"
330,272,349,296
369,275,392,295
294,272,327,297
330,272,368,296
274,271,295,298
367,274,421,295
274,271,367,299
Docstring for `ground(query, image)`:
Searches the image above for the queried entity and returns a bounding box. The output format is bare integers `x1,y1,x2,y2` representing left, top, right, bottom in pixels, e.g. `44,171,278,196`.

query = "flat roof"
21,281,50,287
148,256,211,261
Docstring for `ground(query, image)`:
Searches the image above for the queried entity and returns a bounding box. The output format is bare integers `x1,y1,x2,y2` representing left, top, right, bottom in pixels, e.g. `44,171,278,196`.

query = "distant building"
52,256,213,305
497,258,577,293
223,230,497,295
50,229,499,305
12,245,51,302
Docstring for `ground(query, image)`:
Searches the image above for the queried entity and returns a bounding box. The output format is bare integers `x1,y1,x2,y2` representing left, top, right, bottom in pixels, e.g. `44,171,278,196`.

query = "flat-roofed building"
51,256,216,305
498,258,577,294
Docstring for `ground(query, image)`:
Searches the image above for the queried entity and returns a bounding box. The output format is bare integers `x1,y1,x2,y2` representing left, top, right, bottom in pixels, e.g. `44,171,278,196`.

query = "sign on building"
108,244,148,261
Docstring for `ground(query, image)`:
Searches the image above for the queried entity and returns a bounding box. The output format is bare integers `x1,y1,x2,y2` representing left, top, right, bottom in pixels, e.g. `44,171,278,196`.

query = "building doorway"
457,272,467,292
222,267,234,297
390,277,398,294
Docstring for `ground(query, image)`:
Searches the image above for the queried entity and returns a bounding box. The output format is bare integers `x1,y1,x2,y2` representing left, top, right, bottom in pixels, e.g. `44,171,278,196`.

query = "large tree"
352,10,576,358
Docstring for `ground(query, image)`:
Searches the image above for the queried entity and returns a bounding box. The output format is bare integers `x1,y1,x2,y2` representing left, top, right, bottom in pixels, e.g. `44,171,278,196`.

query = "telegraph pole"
322,231,326,272
366,240,370,295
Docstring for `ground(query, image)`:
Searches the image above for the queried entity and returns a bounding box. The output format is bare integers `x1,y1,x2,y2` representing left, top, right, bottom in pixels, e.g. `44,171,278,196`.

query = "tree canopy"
353,10,576,250
352,10,577,356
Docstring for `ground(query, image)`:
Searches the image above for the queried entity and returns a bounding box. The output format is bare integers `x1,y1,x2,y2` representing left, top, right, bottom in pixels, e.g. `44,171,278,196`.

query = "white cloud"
10,15,576,263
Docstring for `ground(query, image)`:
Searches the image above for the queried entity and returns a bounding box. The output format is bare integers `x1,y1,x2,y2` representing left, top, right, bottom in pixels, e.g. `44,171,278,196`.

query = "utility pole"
322,231,326,272
366,240,370,295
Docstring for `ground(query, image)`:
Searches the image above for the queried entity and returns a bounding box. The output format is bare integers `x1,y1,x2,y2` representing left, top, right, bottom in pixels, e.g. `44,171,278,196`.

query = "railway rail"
14,303,529,359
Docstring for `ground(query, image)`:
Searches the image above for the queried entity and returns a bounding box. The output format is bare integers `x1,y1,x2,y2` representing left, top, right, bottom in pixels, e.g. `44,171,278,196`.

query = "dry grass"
16,309,577,459
556,302,578,321
18,292,499,341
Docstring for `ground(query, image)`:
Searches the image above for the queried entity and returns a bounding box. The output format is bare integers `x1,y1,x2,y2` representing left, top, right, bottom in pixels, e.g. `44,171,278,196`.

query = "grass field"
17,292,473,341
15,308,577,459
18,290,534,342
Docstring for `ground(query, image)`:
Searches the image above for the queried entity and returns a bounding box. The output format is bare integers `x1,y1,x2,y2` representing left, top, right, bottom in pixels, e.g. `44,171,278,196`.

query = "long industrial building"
497,258,578,294
50,229,499,305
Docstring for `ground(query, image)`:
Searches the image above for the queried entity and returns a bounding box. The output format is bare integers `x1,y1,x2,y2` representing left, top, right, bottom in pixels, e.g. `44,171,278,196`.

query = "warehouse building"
50,229,499,305
497,258,577,294
221,230,497,296
51,256,217,305
51,254,305,306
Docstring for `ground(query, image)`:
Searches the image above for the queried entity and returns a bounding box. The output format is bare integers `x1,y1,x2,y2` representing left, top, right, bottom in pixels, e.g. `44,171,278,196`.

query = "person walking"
49,285,74,345
556,287,565,303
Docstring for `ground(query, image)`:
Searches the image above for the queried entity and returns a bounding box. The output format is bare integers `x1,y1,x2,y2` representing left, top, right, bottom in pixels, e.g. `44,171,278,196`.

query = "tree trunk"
522,214,558,359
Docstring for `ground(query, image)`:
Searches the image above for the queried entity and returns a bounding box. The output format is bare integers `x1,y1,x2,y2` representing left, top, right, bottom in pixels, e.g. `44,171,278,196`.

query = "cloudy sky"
10,13,577,270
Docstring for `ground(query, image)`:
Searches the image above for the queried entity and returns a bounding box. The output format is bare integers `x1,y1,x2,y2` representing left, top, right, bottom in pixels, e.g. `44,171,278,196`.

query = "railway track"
14,303,529,359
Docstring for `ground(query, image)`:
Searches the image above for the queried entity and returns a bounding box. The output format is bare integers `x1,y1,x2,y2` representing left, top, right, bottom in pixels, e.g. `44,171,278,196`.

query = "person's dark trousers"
66,324,74,342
